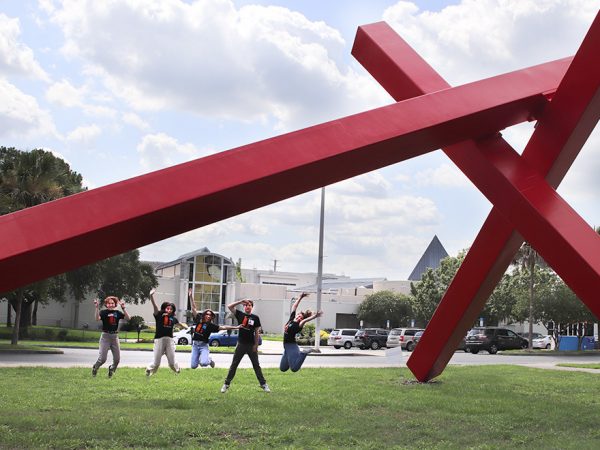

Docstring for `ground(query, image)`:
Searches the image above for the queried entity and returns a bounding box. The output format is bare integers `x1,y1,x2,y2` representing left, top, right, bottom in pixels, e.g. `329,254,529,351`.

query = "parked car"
173,328,260,347
386,328,425,351
532,334,554,350
353,328,389,350
327,328,359,349
464,327,528,354
412,330,424,347
518,332,544,341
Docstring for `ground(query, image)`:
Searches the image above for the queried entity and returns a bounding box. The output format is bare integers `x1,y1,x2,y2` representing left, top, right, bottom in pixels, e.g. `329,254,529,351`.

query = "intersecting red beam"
0,58,569,294
353,15,600,381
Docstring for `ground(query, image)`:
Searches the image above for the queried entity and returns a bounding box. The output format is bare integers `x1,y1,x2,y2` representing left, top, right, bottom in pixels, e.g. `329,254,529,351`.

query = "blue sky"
1,0,598,279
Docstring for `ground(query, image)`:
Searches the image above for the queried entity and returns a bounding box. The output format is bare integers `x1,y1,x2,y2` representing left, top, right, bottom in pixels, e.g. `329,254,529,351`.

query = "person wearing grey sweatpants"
92,296,130,378
146,288,183,376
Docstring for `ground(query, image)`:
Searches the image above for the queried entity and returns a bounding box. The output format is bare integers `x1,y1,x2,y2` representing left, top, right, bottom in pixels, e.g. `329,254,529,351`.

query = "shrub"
122,315,146,332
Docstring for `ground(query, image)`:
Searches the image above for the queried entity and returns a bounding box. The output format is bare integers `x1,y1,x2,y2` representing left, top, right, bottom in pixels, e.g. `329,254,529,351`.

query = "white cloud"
0,13,49,80
66,124,101,144
0,78,57,138
382,0,598,85
413,163,471,188
122,111,150,130
136,132,212,172
45,0,387,131
46,79,85,107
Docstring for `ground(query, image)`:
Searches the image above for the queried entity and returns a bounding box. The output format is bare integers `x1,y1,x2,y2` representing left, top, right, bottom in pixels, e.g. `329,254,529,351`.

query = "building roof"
407,235,449,281
294,277,386,293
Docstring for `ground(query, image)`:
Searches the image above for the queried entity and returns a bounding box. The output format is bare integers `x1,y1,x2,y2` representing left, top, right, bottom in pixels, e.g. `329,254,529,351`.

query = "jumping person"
92,296,130,378
188,288,240,369
221,299,269,393
280,292,323,373
146,288,182,376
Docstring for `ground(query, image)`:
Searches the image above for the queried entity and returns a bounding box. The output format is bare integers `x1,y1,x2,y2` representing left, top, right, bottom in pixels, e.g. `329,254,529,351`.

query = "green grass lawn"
0,366,599,449
558,363,600,369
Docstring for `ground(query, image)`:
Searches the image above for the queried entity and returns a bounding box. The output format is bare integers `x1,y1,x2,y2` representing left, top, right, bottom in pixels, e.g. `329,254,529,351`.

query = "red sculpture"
354,14,600,381
1,12,598,383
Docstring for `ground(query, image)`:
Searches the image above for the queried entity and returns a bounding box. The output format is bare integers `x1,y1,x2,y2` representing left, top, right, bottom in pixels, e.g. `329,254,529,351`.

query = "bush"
121,315,146,332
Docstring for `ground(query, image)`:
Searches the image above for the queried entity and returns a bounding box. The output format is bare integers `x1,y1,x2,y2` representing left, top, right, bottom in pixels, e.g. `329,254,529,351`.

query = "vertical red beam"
352,14,600,381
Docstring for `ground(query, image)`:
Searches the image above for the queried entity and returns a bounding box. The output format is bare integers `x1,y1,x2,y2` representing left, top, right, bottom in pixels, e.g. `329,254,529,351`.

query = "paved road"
2,344,600,372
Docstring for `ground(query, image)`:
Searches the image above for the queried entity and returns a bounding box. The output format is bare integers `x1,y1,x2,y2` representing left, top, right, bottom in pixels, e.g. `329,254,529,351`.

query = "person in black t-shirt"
280,292,323,373
188,288,239,369
146,288,184,376
92,296,130,378
221,299,269,393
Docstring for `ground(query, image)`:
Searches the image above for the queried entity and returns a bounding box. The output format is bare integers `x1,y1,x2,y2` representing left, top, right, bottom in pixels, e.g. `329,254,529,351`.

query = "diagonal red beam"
352,15,600,381
0,59,568,294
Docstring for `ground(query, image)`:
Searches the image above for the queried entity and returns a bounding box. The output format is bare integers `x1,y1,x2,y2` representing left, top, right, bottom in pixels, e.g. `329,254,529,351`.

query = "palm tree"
514,242,544,350
0,147,84,344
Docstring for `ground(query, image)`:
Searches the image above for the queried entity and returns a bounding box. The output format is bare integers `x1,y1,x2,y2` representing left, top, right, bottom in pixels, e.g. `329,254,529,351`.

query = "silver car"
386,328,424,352
327,328,359,349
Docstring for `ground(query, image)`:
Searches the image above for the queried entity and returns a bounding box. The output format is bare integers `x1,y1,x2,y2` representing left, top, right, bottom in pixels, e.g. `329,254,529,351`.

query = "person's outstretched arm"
188,288,197,317
149,288,159,314
93,299,101,321
300,310,323,328
290,292,309,313
218,325,241,331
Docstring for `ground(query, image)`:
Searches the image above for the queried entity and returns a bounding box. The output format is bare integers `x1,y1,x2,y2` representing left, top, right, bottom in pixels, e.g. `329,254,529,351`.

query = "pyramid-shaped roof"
408,235,449,281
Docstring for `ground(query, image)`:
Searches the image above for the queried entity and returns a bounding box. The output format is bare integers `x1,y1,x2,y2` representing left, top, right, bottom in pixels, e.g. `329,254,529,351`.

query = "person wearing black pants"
221,299,269,393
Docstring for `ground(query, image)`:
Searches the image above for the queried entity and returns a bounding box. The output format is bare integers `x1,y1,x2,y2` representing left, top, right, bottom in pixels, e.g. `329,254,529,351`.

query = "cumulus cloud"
413,163,471,188
382,0,598,85
44,0,387,131
0,13,49,80
122,112,150,130
66,123,101,144
0,78,57,138
136,132,212,172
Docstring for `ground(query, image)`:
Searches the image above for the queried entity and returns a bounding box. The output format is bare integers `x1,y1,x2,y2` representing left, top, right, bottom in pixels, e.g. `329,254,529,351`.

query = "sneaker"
220,384,229,393
210,360,215,368
145,369,152,377
91,366,98,377
302,348,317,354
261,384,271,393
108,365,115,378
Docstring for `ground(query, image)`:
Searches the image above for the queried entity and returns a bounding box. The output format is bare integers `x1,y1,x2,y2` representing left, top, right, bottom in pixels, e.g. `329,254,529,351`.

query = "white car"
173,328,193,345
532,335,553,350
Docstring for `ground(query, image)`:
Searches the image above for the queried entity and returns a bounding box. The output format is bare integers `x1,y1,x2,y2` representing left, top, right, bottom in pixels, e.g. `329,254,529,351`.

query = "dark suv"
464,327,528,354
353,328,389,350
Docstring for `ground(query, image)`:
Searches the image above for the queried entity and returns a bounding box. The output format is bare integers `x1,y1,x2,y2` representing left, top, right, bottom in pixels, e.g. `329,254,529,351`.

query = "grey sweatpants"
147,336,179,373
94,332,121,369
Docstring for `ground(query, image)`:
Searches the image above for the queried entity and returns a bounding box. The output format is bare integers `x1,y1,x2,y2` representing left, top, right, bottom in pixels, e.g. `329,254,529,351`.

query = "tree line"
1,147,157,345
358,245,598,339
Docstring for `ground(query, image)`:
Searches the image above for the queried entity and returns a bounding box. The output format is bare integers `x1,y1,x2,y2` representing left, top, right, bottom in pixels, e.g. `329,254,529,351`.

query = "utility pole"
315,187,325,352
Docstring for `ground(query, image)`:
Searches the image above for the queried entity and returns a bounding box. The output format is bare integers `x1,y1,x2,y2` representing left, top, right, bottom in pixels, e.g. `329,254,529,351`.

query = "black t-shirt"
191,316,220,342
235,309,261,344
283,311,302,344
99,309,125,333
154,312,179,338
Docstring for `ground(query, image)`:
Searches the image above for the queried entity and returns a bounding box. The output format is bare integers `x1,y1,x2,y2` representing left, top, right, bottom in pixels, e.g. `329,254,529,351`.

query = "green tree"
0,147,84,344
536,276,596,349
357,290,413,328
512,242,545,349
483,271,519,325
96,250,157,303
410,252,466,326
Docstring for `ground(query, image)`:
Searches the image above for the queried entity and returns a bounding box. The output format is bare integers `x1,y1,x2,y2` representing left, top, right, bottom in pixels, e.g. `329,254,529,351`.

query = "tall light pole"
315,187,325,351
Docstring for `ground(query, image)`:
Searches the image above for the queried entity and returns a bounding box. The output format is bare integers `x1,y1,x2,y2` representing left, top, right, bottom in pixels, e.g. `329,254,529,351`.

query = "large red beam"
0,58,569,293
353,15,600,381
